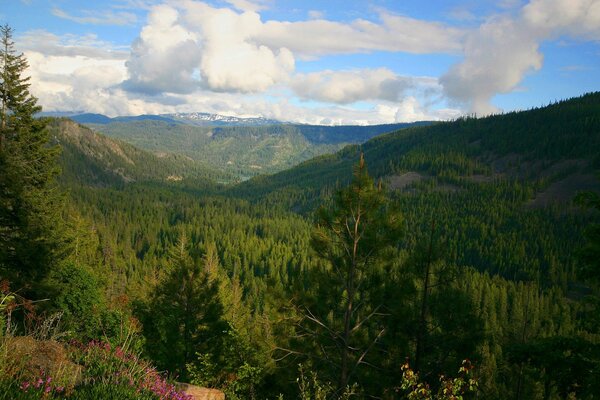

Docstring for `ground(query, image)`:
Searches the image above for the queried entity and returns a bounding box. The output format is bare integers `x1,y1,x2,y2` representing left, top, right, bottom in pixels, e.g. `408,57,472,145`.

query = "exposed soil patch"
529,173,600,207
177,383,225,400
467,174,495,183
538,159,587,179
388,172,425,190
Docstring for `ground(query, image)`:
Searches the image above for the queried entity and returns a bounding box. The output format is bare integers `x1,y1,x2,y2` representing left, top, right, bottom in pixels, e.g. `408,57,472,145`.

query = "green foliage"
138,235,228,380
45,262,104,337
575,191,600,281
400,359,478,400
188,350,263,400
507,336,600,399
296,364,356,400
298,155,404,392
0,24,66,290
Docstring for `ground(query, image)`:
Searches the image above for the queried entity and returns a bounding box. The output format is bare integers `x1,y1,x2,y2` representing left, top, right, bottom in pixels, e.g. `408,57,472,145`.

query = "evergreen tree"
300,154,403,393
0,24,65,290
139,234,228,380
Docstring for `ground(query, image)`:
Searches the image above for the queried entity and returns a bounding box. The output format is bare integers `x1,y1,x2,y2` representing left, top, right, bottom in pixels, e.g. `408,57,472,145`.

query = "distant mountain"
166,112,282,126
39,111,86,118
88,120,430,179
48,118,230,187
70,113,114,124
65,112,282,126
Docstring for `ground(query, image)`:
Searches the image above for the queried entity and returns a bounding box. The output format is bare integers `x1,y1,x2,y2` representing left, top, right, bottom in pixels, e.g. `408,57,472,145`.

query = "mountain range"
41,111,283,126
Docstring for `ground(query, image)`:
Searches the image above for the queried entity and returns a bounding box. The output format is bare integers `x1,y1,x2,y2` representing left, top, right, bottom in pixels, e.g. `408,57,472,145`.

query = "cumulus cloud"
292,68,439,104
441,0,600,115
121,1,464,95
180,1,294,92
24,50,129,115
122,1,294,94
523,0,600,38
19,1,469,121
440,16,543,115
17,30,130,115
122,5,201,95
17,31,168,116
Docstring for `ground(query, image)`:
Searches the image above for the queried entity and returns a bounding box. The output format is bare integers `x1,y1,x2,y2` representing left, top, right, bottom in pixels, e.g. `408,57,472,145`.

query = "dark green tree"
139,234,228,380
300,154,403,393
575,191,600,281
0,24,64,289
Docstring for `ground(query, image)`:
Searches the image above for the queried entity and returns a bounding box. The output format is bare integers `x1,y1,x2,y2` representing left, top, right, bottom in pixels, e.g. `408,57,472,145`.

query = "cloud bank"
16,0,600,123
441,0,600,114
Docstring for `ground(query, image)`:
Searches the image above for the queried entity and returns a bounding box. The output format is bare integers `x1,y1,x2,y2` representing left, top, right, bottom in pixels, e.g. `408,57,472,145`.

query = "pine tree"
0,24,65,289
301,153,403,393
140,235,228,380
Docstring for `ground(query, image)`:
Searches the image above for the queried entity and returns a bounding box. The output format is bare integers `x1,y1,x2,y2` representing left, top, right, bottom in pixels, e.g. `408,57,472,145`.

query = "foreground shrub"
0,337,191,400
68,339,191,400
399,359,478,399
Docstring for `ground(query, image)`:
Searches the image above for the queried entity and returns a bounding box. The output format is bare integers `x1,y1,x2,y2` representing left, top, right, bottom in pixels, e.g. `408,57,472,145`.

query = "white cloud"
256,11,464,58
25,50,129,115
522,0,600,39
20,1,464,123
441,0,600,115
51,7,138,26
292,68,439,104
112,0,163,10
122,5,202,94
122,1,460,95
18,30,128,60
180,1,294,92
441,16,543,115
167,93,457,125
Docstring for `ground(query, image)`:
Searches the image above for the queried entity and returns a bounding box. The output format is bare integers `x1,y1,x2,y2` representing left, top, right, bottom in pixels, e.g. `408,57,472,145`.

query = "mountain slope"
232,92,600,203
87,121,430,178
227,93,600,285
49,118,228,187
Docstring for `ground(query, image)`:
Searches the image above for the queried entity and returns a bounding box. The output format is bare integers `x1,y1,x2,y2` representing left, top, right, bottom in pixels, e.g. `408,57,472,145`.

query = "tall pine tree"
299,153,403,394
0,24,64,290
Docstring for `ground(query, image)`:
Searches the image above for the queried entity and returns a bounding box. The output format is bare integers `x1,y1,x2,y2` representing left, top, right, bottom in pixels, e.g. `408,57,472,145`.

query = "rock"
177,383,225,400
5,336,81,387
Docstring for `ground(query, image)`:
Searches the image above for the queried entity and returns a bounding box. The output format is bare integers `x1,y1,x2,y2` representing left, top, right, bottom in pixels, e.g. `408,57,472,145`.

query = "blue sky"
2,0,599,124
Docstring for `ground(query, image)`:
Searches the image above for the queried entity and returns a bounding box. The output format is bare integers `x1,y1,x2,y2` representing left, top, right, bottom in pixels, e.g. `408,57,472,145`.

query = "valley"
14,92,596,398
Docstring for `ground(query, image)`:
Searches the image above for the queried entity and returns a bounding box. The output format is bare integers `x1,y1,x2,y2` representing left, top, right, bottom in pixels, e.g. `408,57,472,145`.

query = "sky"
1,0,600,125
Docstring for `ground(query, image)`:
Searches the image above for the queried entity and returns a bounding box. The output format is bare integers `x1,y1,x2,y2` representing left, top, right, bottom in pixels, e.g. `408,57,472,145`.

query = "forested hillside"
41,93,599,398
234,92,600,203
50,118,230,187
87,120,428,179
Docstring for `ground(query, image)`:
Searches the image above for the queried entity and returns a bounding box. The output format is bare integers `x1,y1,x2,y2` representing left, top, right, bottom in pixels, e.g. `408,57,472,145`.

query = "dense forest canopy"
1,23,600,399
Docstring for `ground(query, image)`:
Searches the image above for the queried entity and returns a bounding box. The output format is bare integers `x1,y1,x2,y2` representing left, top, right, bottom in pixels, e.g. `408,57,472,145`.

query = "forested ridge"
87,120,430,179
1,23,600,399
